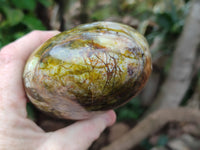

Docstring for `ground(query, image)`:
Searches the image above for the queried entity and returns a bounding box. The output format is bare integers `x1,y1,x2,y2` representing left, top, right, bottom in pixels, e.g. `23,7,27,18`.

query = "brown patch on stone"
127,64,135,76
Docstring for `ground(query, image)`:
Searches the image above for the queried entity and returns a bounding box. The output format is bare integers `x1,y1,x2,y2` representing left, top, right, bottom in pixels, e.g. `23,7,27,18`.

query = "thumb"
42,110,116,150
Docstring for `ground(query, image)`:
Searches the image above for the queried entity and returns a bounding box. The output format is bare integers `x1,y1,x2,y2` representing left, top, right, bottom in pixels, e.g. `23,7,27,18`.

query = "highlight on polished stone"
23,21,152,120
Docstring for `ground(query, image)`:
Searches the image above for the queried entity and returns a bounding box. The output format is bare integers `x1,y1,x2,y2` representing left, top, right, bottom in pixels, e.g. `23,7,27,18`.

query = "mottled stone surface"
23,22,152,120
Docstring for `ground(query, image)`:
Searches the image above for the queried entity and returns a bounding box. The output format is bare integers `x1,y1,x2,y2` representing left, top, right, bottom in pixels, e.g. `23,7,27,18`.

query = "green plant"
0,0,53,48
115,97,145,121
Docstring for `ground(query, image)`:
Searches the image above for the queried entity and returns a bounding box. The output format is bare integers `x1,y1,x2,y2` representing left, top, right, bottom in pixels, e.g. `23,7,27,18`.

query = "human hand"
0,31,116,150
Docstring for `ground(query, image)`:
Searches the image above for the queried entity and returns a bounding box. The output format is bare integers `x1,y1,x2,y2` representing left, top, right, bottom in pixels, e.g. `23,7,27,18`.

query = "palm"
0,31,116,150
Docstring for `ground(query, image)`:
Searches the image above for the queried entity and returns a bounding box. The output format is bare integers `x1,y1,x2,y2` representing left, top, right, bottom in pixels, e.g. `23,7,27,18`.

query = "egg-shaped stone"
23,22,152,120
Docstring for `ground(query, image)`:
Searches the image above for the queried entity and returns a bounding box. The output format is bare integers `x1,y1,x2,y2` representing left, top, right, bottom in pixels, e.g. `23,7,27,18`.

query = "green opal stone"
23,22,152,120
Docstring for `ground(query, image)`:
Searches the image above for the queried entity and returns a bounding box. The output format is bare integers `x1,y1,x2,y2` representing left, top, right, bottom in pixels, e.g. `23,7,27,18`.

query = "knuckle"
29,30,47,44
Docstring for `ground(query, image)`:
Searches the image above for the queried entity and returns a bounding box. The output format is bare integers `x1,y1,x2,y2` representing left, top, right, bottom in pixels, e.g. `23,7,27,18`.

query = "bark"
54,0,70,31
102,1,200,149
80,0,89,23
101,108,200,150
147,0,200,112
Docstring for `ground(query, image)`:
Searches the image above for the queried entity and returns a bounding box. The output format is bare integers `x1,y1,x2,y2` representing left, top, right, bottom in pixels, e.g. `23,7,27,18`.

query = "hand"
0,31,116,150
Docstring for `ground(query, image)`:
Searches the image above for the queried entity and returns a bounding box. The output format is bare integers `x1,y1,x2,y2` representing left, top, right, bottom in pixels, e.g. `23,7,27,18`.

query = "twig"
80,0,89,23
55,0,70,31
146,0,200,112
101,107,200,150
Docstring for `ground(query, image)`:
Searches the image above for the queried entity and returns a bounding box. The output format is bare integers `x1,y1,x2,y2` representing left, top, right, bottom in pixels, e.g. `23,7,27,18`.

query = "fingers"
43,110,116,150
0,30,60,116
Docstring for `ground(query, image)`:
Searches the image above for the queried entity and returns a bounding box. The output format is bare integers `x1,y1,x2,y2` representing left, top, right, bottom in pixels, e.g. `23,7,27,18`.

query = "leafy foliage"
116,97,145,121
0,0,190,122
0,0,52,48
11,0,36,11
0,0,194,149
26,102,36,121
